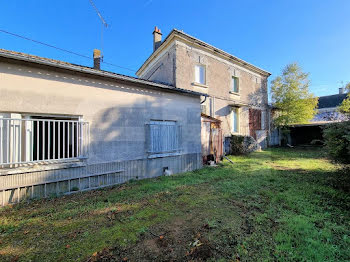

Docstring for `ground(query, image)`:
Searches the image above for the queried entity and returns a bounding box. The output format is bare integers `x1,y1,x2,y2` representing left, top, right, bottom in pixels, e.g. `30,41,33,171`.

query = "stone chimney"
93,49,101,70
339,87,345,94
153,26,162,52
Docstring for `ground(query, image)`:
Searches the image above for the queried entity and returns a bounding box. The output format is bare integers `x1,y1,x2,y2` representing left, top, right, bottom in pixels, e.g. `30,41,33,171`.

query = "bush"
229,135,260,155
323,121,350,164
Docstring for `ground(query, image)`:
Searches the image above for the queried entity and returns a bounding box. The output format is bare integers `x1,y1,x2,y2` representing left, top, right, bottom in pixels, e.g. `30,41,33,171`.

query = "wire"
0,29,136,72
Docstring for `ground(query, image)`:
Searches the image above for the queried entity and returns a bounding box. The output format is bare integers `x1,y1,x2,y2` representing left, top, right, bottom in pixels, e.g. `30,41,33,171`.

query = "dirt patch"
85,216,217,261
270,164,306,173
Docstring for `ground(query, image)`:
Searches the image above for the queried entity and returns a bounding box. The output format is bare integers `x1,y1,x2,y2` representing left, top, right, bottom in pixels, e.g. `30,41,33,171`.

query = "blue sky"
1,0,349,96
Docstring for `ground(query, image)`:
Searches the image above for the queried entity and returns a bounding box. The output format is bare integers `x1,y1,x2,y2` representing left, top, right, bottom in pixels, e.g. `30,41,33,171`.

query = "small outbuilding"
201,113,223,164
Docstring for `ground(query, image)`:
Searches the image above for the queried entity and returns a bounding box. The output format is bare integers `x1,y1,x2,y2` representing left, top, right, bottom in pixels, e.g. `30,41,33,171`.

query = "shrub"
229,135,259,155
323,121,350,164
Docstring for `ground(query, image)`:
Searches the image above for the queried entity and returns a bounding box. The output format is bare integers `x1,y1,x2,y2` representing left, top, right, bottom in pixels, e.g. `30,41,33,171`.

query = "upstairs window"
195,65,206,85
148,120,180,154
232,76,239,93
232,108,239,133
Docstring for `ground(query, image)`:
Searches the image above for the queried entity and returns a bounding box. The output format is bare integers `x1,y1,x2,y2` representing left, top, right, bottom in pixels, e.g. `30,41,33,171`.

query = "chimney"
153,26,162,52
339,87,345,94
93,49,101,70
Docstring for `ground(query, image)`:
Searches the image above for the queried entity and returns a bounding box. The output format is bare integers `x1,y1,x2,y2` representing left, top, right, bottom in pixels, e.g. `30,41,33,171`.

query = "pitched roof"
0,48,206,97
318,93,348,109
137,29,271,77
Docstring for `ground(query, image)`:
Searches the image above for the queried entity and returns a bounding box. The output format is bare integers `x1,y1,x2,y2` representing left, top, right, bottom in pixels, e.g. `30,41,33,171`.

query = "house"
311,88,349,123
137,27,271,151
0,48,204,205
287,88,349,146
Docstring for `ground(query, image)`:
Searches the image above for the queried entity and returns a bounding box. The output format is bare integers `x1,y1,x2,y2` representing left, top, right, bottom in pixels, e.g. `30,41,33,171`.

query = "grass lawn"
0,147,349,261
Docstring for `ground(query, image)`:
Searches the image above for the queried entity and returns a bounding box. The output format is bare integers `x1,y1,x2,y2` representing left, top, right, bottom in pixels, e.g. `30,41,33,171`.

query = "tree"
323,121,350,164
270,63,318,127
338,82,350,116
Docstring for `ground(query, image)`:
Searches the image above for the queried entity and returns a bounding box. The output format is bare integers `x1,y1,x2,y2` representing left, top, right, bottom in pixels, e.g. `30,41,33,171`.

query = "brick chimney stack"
153,26,162,52
339,87,345,94
93,49,101,70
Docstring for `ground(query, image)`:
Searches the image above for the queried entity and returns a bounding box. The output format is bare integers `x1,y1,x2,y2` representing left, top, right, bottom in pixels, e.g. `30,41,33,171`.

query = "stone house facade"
0,49,203,205
137,28,271,149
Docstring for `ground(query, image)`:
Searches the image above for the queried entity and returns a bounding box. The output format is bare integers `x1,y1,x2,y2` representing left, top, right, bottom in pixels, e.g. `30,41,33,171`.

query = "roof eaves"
0,49,206,97
137,29,271,77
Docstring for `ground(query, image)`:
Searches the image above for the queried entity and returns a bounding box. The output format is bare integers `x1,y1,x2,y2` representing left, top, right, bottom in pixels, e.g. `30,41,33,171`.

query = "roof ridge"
137,28,271,76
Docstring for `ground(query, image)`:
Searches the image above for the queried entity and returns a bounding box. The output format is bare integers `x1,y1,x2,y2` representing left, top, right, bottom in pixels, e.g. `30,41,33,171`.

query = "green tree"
338,82,350,116
271,63,318,127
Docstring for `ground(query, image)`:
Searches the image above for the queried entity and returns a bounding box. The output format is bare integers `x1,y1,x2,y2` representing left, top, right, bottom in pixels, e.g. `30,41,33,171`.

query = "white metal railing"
0,118,89,168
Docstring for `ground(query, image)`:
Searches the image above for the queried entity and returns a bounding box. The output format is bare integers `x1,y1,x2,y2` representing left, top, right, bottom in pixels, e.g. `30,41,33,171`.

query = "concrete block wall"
0,60,202,205
0,153,201,205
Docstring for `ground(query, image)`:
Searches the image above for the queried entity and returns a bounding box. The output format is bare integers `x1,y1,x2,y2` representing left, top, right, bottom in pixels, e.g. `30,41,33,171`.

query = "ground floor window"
148,120,180,154
232,107,239,133
0,113,89,167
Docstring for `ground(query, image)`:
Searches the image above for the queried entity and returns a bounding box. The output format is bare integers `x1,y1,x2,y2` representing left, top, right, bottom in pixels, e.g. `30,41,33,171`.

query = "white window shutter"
149,121,179,153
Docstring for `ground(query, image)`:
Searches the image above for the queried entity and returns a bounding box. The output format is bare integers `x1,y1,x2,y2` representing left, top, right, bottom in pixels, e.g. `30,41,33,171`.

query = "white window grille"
195,65,206,85
147,120,180,154
0,115,89,168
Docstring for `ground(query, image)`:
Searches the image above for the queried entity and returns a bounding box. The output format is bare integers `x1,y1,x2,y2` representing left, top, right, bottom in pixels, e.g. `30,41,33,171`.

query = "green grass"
0,147,349,261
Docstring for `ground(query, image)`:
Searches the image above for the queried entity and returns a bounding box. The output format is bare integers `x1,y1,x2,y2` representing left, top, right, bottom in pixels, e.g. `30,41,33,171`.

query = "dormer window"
195,65,206,85
232,76,239,93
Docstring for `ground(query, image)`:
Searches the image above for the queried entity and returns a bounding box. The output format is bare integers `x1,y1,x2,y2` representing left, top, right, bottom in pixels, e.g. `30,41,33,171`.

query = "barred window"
0,113,89,167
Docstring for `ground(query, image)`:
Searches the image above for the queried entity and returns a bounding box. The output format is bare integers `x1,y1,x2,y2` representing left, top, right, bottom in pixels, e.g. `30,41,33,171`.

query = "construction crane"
89,0,108,60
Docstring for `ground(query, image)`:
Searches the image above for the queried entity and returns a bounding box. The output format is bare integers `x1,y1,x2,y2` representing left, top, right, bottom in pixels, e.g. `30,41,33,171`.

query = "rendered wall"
0,60,202,205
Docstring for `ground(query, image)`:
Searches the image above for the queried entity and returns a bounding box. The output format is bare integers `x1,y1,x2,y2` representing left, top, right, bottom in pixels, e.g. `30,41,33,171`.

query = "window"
261,110,266,130
195,65,206,85
0,113,89,167
232,76,239,93
232,108,239,133
148,120,180,154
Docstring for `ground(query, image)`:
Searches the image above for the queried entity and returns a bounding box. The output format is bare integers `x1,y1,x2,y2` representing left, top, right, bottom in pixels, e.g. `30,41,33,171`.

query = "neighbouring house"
136,27,271,154
288,88,349,146
311,88,349,123
0,48,204,205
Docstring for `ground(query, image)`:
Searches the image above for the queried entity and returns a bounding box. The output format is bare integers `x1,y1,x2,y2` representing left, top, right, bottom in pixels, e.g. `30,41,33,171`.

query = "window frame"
261,110,266,130
231,107,239,134
231,76,239,94
147,120,181,157
194,64,206,85
0,112,89,168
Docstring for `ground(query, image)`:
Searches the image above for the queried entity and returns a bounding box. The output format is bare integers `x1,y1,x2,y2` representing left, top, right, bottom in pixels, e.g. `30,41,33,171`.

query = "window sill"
192,82,209,88
148,152,182,159
229,91,240,96
0,159,87,176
